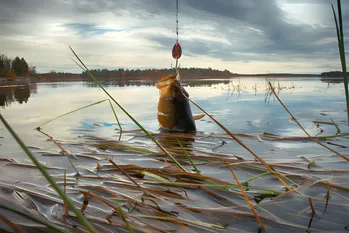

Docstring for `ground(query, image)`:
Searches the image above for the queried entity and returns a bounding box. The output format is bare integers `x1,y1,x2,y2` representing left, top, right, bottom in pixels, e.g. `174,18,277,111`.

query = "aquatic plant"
0,114,98,233
69,46,186,173
332,0,349,126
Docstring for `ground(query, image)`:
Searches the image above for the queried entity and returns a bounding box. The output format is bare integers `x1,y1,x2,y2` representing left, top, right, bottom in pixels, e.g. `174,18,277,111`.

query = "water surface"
1,77,349,232
1,77,348,160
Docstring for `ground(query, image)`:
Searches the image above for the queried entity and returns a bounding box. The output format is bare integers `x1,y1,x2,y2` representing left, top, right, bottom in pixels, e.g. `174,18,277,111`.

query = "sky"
0,0,348,74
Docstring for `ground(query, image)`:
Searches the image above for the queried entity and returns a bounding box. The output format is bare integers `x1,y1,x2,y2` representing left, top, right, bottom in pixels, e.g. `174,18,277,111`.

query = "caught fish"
156,72,204,132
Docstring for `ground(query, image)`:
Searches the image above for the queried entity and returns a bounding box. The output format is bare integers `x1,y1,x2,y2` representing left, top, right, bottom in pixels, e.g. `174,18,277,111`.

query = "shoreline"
32,74,324,82
0,77,30,86
1,74,337,86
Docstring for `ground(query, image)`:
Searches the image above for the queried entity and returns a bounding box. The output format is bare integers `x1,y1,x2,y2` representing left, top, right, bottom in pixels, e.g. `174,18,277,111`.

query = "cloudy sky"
0,0,348,74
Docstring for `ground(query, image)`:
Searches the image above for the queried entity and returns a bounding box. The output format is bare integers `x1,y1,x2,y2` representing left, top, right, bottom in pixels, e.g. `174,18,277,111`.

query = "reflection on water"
0,83,37,108
83,80,156,88
1,77,348,140
321,76,345,84
82,78,231,88
0,78,305,109
157,131,196,150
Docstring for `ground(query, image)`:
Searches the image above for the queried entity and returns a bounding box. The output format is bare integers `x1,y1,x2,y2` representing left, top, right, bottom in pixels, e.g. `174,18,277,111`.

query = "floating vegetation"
2,119,349,232
2,72,349,232
2,92,349,232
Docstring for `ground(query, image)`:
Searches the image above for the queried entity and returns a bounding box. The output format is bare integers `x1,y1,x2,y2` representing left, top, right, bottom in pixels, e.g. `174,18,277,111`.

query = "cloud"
0,0,348,73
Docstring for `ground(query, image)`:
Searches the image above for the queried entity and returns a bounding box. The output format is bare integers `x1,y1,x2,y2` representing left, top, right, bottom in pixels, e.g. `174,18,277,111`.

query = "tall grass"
0,204,69,233
69,46,187,172
268,81,349,162
0,114,97,233
332,0,349,127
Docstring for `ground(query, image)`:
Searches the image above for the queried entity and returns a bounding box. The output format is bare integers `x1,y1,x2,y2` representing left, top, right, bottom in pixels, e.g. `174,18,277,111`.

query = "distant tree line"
0,53,36,78
320,71,347,77
34,67,234,82
80,67,234,80
33,70,83,81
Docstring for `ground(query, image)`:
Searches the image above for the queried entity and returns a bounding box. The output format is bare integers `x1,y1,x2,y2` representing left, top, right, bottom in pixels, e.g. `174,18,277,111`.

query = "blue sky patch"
64,23,124,35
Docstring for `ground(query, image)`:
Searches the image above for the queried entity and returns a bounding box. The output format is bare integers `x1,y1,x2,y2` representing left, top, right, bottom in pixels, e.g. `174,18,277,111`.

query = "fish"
156,72,204,132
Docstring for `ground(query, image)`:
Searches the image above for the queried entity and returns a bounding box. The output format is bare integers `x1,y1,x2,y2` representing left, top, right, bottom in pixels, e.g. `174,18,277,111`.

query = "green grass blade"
177,139,200,174
0,114,97,233
108,99,123,139
332,1,349,127
143,180,282,194
140,171,169,182
38,98,122,139
70,57,86,71
248,121,265,133
330,118,341,133
69,46,186,172
114,201,134,233
331,4,341,42
93,142,155,154
38,99,108,128
337,0,344,40
241,171,270,185
0,204,69,233
316,133,349,139
337,0,349,127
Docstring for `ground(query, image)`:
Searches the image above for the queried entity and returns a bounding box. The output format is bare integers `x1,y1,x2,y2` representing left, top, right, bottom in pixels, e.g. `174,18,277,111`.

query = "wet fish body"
156,74,196,132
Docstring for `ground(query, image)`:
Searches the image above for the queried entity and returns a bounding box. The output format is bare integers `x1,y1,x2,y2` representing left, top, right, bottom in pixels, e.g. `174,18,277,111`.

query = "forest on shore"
34,69,324,82
34,67,234,82
3,52,347,83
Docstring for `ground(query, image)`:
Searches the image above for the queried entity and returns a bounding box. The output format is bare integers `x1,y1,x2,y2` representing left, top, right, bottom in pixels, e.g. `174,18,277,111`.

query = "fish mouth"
155,74,177,89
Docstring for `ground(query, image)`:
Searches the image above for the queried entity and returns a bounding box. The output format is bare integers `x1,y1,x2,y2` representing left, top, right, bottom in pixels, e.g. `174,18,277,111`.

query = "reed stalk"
186,97,292,191
226,162,265,231
0,204,69,233
332,0,349,127
268,82,349,162
0,114,97,233
69,46,186,172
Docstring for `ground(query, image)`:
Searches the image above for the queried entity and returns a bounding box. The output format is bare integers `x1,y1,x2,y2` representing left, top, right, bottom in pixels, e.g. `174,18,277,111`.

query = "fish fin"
193,114,205,120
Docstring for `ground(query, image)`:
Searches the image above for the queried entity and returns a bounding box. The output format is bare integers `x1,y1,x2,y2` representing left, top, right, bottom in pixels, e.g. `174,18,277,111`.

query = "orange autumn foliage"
7,69,16,78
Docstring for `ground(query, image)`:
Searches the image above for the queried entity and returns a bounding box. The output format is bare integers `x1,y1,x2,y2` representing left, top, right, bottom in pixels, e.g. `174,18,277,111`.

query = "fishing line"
176,0,179,42
172,0,182,70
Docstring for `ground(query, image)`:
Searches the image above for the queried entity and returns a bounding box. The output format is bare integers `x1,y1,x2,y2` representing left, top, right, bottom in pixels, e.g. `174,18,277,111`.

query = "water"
1,77,348,160
1,77,349,232
2,77,348,186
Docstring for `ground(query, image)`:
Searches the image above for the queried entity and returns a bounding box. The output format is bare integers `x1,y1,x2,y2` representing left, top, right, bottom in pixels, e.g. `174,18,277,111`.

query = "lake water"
1,77,348,160
1,77,349,232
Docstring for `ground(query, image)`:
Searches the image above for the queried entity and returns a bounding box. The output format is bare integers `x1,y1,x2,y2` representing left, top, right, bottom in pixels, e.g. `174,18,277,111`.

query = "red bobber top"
172,42,182,59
